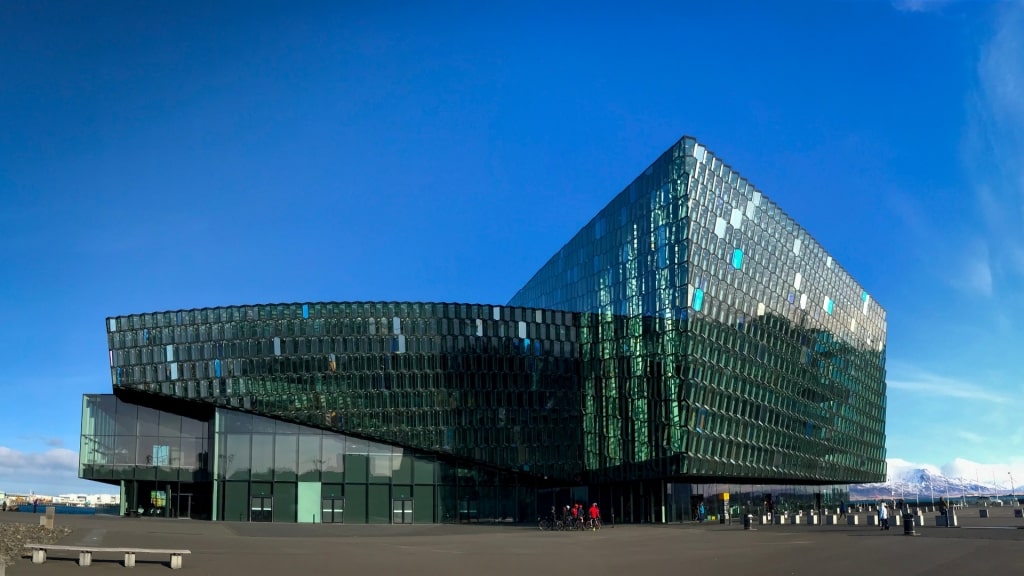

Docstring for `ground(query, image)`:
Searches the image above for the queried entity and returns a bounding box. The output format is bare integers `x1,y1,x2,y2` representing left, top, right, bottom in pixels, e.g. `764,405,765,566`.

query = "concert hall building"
80,136,887,523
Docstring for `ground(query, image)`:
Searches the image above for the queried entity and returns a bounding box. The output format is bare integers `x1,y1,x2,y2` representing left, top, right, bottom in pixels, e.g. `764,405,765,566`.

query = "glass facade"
104,303,582,482
509,136,886,485
82,136,886,523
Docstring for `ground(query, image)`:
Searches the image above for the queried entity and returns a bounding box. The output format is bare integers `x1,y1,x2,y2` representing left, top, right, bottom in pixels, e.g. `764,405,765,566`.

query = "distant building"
55,494,120,506
80,136,887,523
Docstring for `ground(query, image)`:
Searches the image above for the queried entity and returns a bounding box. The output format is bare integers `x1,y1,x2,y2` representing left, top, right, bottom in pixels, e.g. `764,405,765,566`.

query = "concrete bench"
25,544,191,570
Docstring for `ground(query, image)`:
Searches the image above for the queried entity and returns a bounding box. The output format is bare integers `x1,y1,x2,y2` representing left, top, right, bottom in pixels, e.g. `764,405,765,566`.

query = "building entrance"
321,497,345,524
392,499,413,524
250,496,273,522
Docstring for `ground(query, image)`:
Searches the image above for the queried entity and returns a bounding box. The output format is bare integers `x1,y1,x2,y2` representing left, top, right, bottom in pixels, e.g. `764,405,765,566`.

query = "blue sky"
1,0,1022,495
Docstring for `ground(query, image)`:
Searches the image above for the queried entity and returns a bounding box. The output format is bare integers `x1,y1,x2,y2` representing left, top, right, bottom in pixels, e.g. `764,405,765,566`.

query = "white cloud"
0,446,81,494
964,1,1024,287
887,367,1009,403
892,0,952,13
955,429,986,444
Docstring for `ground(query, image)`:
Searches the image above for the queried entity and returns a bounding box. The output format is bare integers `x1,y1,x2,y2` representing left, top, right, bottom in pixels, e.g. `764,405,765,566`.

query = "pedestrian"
878,502,889,530
697,502,705,523
839,500,846,519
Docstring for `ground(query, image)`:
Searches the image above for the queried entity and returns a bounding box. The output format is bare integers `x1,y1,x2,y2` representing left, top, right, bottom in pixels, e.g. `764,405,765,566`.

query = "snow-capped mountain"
849,459,1020,501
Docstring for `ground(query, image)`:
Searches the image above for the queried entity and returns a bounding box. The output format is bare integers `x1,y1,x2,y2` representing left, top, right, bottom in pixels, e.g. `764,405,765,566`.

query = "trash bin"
743,514,752,530
902,513,916,536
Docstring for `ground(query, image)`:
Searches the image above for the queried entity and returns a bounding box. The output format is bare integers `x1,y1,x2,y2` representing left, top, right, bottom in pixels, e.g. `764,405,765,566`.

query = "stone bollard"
1014,509,1023,518
847,514,859,525
775,514,786,525
867,515,879,526
915,513,925,526
979,509,990,518
825,514,838,525
760,515,769,525
893,514,902,526
806,514,819,525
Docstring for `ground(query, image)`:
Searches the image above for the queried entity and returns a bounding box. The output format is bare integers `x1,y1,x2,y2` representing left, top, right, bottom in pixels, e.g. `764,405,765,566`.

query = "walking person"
878,502,889,530
839,500,847,519
697,501,706,523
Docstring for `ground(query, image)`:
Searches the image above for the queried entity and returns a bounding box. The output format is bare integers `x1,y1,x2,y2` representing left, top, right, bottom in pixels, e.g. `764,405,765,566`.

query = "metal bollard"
902,513,917,536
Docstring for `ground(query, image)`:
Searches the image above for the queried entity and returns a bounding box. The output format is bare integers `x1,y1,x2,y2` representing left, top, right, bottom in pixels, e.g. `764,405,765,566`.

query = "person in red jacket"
588,502,601,529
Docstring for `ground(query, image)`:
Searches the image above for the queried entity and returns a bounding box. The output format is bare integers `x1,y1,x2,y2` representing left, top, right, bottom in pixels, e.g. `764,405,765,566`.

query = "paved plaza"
4,507,1024,575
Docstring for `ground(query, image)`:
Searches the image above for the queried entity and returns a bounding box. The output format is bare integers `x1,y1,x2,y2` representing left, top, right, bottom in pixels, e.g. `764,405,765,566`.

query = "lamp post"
1009,472,1016,506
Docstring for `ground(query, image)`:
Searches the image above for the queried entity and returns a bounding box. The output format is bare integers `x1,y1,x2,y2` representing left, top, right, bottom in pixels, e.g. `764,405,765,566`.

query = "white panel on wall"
800,294,808,309
714,217,727,238
794,238,802,255
518,321,527,339
730,207,742,229
794,272,802,290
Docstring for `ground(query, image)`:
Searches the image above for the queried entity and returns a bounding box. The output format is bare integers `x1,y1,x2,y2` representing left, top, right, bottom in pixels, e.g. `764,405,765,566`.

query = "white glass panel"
730,208,742,229
793,238,802,255
714,217,726,238
518,321,527,339
800,294,808,309
794,272,802,290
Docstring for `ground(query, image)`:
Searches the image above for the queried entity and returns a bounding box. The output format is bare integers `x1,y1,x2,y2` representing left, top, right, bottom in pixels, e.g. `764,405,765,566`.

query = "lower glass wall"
212,408,538,523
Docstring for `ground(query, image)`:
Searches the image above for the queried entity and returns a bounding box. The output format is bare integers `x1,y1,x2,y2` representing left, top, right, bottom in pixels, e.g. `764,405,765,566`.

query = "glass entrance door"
392,499,413,524
250,496,273,522
322,498,345,524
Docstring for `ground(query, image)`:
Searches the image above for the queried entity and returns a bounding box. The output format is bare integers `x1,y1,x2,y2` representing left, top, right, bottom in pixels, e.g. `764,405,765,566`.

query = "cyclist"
588,502,601,530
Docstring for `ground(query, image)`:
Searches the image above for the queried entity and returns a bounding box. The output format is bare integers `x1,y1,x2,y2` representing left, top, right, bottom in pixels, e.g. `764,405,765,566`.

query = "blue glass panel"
693,289,704,312
826,299,834,315
215,359,222,378
862,291,869,302
732,248,743,269
302,304,309,319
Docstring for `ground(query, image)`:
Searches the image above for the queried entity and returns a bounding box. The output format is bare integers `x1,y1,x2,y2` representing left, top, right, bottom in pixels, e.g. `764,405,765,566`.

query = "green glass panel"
368,485,389,524
273,482,297,523
222,481,248,523
345,484,366,524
